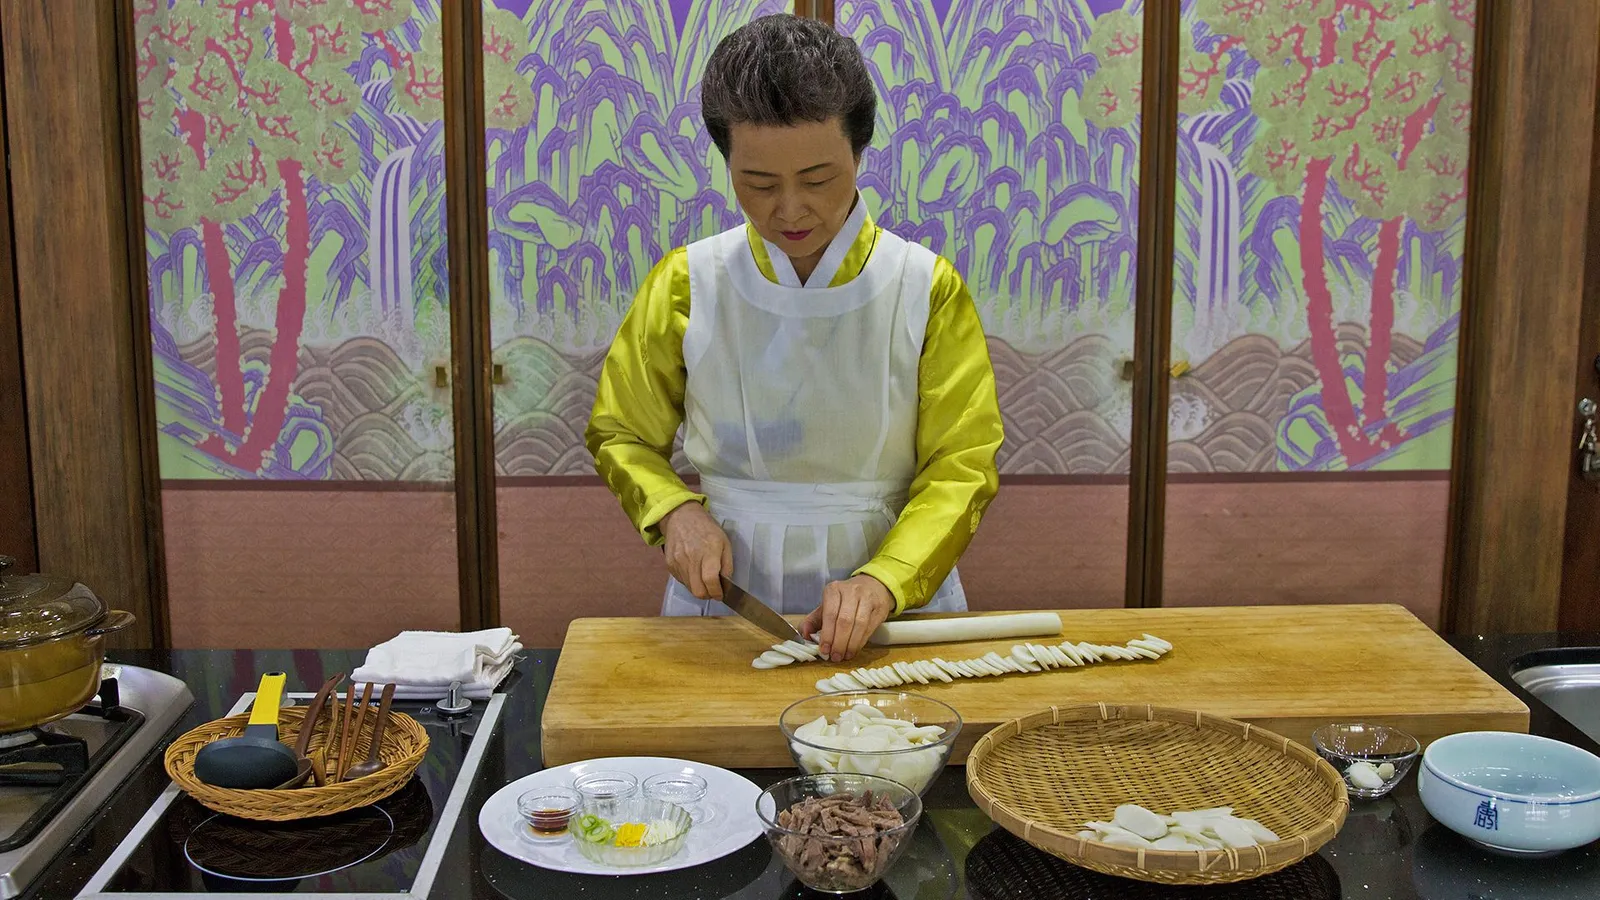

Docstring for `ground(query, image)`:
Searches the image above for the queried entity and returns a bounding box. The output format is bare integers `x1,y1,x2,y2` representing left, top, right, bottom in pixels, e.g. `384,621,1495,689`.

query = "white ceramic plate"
478,756,764,876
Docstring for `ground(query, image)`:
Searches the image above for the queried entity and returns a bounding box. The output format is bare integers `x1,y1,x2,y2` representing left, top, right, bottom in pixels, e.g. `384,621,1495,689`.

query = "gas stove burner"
0,676,136,788
0,664,192,900
0,730,89,787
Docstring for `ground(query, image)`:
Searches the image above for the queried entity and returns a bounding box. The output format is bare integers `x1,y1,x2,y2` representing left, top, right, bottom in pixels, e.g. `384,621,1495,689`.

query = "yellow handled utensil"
193,672,301,790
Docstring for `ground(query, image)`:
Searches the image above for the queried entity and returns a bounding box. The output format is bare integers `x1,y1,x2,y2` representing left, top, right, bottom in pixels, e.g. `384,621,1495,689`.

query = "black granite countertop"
23,633,1600,899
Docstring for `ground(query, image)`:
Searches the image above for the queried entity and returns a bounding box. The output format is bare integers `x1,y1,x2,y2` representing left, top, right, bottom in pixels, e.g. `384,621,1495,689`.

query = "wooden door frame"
1124,0,1180,608
0,0,166,648
1446,0,1600,634
0,0,1592,645
1558,20,1600,633
442,0,501,632
0,12,36,574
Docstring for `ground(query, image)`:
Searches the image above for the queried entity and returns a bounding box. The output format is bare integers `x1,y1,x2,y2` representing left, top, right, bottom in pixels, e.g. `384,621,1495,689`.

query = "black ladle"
193,672,301,789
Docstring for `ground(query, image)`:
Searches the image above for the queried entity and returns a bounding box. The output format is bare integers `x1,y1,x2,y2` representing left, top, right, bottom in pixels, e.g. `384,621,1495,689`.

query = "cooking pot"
0,555,135,732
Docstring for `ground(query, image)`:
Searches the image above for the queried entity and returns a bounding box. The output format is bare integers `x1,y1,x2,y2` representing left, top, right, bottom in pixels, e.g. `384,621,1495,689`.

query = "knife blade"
721,577,804,643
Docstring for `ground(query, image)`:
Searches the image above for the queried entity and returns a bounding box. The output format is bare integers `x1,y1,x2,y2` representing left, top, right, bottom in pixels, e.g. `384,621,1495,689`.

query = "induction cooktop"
75,690,504,899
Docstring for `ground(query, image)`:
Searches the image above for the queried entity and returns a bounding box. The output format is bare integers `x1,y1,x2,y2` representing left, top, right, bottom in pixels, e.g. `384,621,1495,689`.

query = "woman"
586,14,1002,662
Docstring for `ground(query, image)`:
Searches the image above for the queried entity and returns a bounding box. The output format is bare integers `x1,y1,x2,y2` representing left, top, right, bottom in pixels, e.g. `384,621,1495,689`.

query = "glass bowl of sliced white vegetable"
571,796,693,867
780,691,961,796
1312,723,1420,799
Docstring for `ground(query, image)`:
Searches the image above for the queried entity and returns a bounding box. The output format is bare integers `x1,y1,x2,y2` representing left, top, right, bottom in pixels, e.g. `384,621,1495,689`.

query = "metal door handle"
1579,398,1599,482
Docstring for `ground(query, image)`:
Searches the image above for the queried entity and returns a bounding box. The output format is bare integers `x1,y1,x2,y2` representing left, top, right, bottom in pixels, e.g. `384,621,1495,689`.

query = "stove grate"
0,677,146,854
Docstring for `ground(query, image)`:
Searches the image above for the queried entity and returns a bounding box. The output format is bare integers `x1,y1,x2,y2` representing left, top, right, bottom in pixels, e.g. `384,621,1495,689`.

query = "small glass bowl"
571,797,693,867
1313,723,1421,799
573,770,640,818
644,772,710,822
517,787,581,840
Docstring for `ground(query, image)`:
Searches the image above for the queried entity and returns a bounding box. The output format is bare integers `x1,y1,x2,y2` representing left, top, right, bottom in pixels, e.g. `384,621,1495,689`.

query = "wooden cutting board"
541,605,1528,768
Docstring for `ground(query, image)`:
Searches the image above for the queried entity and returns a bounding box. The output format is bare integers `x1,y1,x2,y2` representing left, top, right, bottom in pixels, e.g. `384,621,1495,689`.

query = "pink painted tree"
1083,10,1144,129
370,6,531,128
133,0,403,474
1188,0,1473,466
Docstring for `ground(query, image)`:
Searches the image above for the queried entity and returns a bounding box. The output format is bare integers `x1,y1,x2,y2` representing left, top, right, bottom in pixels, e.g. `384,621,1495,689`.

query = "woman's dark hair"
700,14,876,159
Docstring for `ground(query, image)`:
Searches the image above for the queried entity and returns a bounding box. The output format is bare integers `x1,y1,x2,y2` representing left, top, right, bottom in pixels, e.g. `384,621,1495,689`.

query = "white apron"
662,200,966,617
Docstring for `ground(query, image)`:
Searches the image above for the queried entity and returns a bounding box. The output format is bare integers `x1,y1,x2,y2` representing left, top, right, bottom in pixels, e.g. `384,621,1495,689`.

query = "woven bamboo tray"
963,828,1343,900
164,704,429,821
966,703,1348,885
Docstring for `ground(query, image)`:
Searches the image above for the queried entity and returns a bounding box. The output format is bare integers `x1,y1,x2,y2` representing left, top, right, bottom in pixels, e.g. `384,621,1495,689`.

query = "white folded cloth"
351,628,521,699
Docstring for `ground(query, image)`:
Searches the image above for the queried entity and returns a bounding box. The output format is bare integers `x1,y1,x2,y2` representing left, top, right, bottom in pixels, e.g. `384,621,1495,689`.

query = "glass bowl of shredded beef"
756,773,923,893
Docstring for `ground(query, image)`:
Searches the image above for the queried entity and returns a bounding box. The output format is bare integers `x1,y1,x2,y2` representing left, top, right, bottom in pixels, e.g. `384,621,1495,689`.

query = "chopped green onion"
574,813,614,843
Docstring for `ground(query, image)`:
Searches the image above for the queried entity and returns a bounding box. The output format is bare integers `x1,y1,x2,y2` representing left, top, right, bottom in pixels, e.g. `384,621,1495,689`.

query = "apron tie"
699,474,908,525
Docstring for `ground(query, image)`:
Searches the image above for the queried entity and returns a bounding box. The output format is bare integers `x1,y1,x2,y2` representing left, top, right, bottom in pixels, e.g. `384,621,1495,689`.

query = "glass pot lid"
0,555,107,649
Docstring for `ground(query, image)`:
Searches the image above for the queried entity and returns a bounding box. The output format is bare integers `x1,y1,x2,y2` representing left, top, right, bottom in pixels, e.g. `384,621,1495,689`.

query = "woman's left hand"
802,576,895,662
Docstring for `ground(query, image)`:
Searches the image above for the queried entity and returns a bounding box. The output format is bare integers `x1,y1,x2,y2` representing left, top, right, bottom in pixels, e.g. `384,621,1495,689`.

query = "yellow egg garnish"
613,822,648,847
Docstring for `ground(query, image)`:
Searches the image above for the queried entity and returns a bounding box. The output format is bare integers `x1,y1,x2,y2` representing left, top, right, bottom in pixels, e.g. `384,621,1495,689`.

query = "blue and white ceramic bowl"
1419,731,1600,857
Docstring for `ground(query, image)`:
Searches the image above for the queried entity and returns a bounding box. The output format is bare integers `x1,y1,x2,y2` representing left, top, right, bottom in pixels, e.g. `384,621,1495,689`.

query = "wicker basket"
964,828,1343,900
164,704,429,821
966,703,1348,885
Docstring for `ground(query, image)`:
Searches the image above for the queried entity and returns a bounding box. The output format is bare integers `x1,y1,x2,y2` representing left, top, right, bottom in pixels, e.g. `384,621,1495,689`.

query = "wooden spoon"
344,683,395,781
340,683,374,781
272,673,342,789
333,683,358,782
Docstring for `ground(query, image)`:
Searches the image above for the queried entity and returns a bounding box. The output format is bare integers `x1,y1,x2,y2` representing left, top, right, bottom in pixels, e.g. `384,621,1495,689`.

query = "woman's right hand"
661,501,733,600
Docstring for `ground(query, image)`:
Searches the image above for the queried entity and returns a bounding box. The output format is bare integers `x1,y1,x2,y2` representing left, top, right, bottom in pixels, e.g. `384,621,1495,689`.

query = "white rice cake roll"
867,612,1062,646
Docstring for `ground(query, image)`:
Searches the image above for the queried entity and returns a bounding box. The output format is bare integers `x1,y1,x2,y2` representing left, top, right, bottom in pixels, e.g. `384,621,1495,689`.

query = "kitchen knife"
721,577,804,643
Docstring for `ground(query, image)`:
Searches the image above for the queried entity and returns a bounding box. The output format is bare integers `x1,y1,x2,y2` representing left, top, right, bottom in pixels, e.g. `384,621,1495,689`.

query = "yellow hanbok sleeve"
585,248,704,546
855,258,1004,614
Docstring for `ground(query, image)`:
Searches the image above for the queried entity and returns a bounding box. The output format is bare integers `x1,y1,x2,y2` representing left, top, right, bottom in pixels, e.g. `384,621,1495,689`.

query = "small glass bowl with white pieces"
1313,723,1420,799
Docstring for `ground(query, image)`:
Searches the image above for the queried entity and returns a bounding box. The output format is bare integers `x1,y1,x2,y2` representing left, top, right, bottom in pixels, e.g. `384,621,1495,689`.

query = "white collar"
759,193,870,289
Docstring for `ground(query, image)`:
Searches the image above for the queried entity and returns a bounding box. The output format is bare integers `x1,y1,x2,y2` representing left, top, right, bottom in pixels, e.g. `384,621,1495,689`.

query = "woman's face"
727,118,859,265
